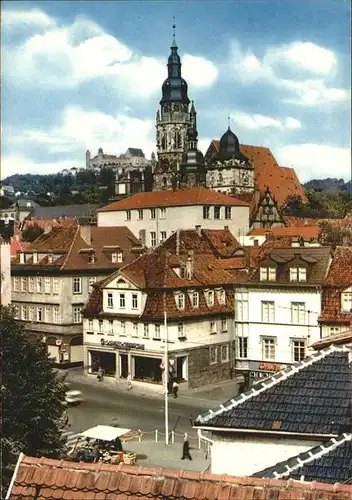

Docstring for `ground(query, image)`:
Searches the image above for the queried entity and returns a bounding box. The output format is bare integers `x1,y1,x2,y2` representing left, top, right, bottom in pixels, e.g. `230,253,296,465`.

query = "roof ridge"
196,345,348,424
59,225,80,271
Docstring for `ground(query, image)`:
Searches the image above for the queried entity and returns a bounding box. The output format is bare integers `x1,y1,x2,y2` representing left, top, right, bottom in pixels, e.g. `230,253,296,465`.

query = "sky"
1,0,351,182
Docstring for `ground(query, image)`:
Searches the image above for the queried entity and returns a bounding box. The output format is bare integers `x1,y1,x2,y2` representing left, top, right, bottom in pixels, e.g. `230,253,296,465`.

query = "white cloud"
2,8,55,30
230,111,301,130
229,40,348,107
182,55,218,88
276,144,351,182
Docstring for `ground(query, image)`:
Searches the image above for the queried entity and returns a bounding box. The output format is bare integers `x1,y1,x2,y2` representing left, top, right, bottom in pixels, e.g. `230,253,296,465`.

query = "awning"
79,425,131,441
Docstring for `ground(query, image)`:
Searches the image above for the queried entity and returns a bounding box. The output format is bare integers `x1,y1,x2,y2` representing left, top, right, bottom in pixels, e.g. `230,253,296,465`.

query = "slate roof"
194,345,352,438
98,187,249,212
254,433,352,484
27,203,100,220
126,147,145,157
8,455,352,499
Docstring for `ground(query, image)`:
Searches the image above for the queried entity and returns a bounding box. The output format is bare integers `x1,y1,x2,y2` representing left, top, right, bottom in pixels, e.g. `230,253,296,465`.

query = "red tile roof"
9,456,352,499
323,246,352,287
10,237,30,257
249,225,320,239
98,187,249,212
284,217,352,229
22,217,78,230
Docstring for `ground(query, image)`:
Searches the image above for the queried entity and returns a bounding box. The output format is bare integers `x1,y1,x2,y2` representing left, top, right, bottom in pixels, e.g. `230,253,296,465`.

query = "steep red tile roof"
311,330,352,349
249,225,320,239
9,456,352,499
323,246,352,287
10,237,30,257
201,229,241,257
98,187,249,212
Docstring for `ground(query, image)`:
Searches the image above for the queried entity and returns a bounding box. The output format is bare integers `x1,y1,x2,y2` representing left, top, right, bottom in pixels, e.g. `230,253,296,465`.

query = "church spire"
171,16,177,48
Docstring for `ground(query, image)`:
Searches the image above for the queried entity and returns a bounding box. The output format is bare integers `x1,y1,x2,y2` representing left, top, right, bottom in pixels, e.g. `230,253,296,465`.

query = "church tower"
153,24,194,191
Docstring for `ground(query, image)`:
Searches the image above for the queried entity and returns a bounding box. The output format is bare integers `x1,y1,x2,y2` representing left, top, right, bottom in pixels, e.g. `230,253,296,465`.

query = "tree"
1,306,67,492
21,223,45,242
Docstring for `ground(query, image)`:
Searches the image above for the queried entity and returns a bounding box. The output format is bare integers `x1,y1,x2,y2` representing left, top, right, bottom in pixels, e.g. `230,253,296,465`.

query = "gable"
105,275,138,290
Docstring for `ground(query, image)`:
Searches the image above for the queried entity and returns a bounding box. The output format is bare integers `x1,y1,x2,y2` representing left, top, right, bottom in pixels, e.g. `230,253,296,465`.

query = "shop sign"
100,338,145,350
247,361,287,373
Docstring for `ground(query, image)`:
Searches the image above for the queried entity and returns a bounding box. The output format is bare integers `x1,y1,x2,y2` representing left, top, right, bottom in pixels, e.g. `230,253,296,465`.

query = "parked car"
64,390,84,405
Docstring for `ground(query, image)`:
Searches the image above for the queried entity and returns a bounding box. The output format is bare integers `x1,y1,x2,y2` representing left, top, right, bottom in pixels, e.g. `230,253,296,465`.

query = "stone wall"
187,342,232,389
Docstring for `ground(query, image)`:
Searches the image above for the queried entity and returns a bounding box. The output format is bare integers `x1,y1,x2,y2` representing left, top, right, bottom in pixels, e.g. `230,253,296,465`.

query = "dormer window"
180,266,187,279
48,253,54,264
88,253,95,264
260,267,276,281
206,290,214,306
218,289,226,305
191,291,199,308
341,288,352,312
290,267,307,282
111,252,123,263
176,293,185,310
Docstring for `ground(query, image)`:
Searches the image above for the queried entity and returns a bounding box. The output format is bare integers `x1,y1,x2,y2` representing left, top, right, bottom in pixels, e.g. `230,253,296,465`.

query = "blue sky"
1,0,351,182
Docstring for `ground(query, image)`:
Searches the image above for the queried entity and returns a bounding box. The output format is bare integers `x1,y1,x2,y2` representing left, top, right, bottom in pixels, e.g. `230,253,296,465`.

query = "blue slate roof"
194,346,352,438
253,433,352,484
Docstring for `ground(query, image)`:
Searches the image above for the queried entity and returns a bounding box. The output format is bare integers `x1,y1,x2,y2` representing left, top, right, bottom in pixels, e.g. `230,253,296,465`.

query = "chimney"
176,229,180,256
20,252,25,264
80,225,91,245
195,225,202,236
32,250,38,264
186,250,194,280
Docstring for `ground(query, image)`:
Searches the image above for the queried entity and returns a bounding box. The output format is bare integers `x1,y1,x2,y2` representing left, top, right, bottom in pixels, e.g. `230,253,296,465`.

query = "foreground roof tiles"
98,187,249,212
195,345,352,437
9,455,352,499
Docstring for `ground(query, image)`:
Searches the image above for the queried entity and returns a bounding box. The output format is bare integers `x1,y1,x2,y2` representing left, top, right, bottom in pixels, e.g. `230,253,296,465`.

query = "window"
21,305,28,321
159,208,166,219
138,209,143,220
178,323,185,338
72,277,81,294
133,323,139,337
214,206,221,219
87,319,93,332
36,277,43,293
299,268,307,282
117,252,123,263
236,299,248,321
88,253,95,264
150,231,157,247
108,320,114,334
263,338,275,360
37,306,43,322
119,293,125,308
191,291,199,308
44,277,51,294
98,320,103,333
218,289,226,305
210,321,216,334
121,321,126,335
329,327,340,335
125,210,131,221
291,302,305,324
29,277,35,293
29,305,35,321
107,293,114,308
48,253,53,264
292,340,306,362
21,277,27,293
53,307,59,324
260,267,276,281
13,305,19,319
14,277,20,292
221,345,229,363
132,294,138,309
177,293,185,309
238,337,248,358
150,208,156,219
112,252,123,263
73,307,82,324
143,324,149,338
225,207,232,219
53,278,60,295
160,231,167,242
342,289,352,312
221,319,228,332
209,346,217,365
154,324,161,339
290,267,298,282
262,301,275,323
45,306,51,323
88,277,96,293
207,290,214,306
203,206,210,219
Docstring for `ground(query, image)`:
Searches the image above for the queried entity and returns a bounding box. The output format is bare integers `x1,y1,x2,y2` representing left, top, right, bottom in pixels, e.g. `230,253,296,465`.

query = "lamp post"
163,311,169,445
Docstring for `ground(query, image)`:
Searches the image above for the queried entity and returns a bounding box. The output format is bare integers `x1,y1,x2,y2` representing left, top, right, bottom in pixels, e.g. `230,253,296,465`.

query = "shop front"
237,360,289,390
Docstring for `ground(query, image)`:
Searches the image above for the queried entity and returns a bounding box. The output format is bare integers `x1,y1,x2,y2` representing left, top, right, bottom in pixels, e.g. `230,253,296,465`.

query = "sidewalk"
61,368,241,406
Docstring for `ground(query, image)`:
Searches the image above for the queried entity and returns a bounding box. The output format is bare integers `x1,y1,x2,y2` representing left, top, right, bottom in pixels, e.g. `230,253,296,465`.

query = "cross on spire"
228,116,231,129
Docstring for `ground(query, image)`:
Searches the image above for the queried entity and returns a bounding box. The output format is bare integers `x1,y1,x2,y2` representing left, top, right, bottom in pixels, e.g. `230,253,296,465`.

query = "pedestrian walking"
97,366,104,382
127,373,132,391
181,439,192,461
172,380,179,398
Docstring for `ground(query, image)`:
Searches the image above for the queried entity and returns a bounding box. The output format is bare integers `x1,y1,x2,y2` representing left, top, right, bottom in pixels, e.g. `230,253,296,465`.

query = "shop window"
191,291,199,308
37,277,43,293
209,346,218,365
150,208,156,220
221,345,229,363
73,307,82,324
178,323,185,339
143,324,149,338
203,206,210,219
132,293,138,309
238,337,248,358
292,340,305,362
160,208,166,219
13,277,20,292
209,321,216,334
108,320,114,335
107,293,114,309
262,337,275,361
53,307,59,324
221,319,228,332
119,293,126,308
262,301,275,323
154,324,161,339
53,278,60,294
260,267,276,281
72,277,81,294
138,209,143,220
177,293,185,309
125,210,131,221
291,302,305,324
44,277,51,294
98,320,104,333
341,288,352,312
88,277,96,293
225,207,232,219
21,277,27,293
29,277,35,293
214,206,221,219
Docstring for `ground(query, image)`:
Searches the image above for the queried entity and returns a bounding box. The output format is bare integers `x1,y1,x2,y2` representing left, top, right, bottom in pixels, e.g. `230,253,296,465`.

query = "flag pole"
164,310,169,445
